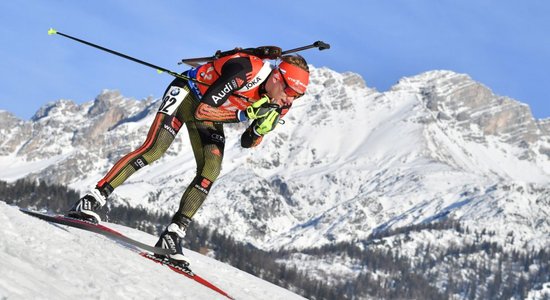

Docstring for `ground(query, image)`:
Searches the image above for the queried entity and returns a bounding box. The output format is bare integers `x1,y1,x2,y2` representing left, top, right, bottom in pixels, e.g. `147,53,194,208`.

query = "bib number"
159,86,189,115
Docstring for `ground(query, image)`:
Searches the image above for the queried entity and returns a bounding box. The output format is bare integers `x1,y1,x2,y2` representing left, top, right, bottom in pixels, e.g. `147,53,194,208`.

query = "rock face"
1,67,549,252
408,71,541,148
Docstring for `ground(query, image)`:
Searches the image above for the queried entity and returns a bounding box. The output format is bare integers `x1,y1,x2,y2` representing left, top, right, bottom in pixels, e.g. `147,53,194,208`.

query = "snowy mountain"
1,66,549,255
0,202,304,299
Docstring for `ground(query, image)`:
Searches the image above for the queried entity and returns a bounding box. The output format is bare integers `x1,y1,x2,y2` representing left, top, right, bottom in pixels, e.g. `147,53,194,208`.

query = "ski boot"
155,215,191,267
67,188,107,224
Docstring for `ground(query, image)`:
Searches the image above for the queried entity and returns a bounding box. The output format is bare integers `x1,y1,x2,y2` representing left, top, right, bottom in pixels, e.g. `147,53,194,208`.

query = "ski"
19,208,172,255
140,253,235,300
20,208,235,299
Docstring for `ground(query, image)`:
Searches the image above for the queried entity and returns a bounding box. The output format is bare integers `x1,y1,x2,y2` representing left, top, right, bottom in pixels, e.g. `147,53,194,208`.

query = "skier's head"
265,54,309,106
278,55,309,96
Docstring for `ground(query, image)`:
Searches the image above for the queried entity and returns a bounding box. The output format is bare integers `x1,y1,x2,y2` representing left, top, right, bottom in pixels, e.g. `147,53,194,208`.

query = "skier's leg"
96,79,192,196
68,78,192,222
175,120,225,220
155,120,224,265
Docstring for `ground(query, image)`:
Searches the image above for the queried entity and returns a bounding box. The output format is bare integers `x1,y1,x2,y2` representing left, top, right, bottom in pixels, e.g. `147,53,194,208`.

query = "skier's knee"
141,126,175,164
200,145,223,181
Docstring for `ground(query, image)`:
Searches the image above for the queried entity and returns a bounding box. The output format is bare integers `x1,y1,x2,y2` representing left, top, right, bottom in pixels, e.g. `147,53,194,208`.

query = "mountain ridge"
1,67,548,252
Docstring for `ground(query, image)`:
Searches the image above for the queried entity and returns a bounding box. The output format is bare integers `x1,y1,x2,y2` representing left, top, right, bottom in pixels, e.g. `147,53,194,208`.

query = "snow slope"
0,202,304,300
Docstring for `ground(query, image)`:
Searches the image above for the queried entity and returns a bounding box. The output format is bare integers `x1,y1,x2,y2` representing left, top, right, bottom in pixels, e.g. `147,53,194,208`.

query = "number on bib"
159,86,189,115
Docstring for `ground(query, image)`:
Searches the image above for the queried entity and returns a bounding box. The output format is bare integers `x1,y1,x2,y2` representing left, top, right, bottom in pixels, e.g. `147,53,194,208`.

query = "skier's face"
265,69,301,106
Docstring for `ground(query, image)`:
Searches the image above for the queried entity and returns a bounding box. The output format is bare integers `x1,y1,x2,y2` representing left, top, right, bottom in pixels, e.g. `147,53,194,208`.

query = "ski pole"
47,28,207,85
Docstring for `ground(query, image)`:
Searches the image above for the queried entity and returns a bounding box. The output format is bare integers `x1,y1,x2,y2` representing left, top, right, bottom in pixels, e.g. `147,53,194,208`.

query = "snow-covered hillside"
0,202,304,299
0,67,549,253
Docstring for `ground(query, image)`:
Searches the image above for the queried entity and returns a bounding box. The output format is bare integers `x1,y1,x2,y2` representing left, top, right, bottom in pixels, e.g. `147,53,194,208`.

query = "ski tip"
47,28,58,35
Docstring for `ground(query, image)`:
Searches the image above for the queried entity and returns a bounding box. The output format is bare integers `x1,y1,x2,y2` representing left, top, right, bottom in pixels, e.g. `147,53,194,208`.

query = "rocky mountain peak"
394,70,542,149
0,110,20,128
31,99,79,122
1,66,548,251
87,89,125,117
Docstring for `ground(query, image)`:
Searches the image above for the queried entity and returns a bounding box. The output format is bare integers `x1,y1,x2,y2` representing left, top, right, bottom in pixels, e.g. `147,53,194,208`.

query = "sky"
0,0,549,120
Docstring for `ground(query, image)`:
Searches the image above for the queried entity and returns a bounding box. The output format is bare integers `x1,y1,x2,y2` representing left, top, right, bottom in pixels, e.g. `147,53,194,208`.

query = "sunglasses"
278,68,304,98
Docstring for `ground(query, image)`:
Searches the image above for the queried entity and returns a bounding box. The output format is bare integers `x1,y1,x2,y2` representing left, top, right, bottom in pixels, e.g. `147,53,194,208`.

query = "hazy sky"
1,0,549,119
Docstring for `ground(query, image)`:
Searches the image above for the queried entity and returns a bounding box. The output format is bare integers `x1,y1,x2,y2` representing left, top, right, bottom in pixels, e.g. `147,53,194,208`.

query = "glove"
241,125,264,148
245,96,279,120
254,110,280,135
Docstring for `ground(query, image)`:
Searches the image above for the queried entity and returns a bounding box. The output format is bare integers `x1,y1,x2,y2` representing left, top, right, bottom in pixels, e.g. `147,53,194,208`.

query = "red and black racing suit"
93,53,290,224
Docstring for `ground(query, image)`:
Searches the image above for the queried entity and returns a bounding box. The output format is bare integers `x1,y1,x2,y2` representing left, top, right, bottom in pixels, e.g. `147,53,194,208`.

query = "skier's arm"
194,57,251,122
239,115,277,148
240,123,264,148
